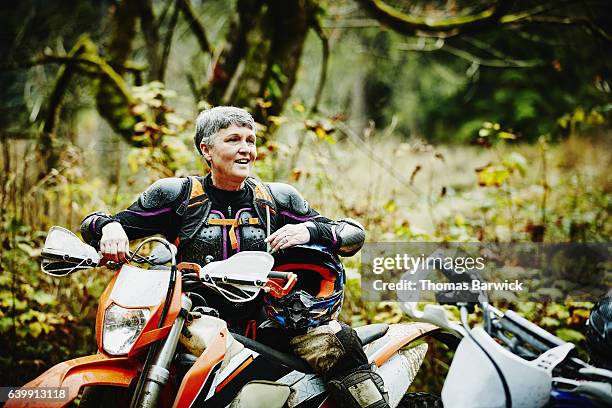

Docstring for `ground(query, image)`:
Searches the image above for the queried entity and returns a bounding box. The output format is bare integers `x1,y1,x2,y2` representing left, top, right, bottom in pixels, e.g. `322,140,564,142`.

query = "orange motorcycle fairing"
172,327,228,408
95,266,182,357
4,354,139,408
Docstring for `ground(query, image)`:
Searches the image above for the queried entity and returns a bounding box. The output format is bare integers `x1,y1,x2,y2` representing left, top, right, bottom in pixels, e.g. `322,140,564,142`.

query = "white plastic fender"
378,344,428,408
442,328,552,408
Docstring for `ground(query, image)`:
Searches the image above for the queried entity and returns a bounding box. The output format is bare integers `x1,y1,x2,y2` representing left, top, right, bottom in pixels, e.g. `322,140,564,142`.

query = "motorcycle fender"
378,344,429,407
365,322,438,367
5,354,139,408
363,323,437,408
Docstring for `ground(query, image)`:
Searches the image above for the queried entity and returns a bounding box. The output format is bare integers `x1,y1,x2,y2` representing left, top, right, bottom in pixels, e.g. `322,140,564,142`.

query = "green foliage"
0,219,110,386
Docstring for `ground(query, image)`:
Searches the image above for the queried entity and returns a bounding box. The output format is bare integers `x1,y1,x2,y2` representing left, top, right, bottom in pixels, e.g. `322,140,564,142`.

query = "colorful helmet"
264,244,345,330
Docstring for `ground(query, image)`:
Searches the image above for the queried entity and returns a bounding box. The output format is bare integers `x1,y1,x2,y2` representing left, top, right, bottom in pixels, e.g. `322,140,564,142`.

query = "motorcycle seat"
177,324,393,377
233,333,314,373
230,324,391,374
354,323,389,345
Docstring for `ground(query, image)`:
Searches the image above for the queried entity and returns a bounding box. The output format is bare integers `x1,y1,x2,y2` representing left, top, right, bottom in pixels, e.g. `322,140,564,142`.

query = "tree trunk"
208,0,319,123
258,0,318,119
95,0,139,144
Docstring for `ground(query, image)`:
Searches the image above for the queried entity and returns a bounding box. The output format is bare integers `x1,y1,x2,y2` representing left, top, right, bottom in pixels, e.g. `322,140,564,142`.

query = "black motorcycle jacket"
80,175,365,321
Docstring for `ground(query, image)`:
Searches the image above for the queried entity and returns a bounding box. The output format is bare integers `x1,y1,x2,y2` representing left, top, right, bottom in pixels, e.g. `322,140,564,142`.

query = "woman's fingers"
100,240,115,262
265,225,286,247
100,222,129,263
101,238,129,262
116,239,129,262
279,235,300,250
265,224,310,253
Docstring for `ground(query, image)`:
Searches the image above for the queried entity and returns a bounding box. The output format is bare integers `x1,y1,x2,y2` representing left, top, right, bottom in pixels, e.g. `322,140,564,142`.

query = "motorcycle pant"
260,320,390,408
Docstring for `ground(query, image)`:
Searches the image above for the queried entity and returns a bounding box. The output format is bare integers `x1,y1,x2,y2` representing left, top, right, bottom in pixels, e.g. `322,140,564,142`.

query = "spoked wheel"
397,392,442,408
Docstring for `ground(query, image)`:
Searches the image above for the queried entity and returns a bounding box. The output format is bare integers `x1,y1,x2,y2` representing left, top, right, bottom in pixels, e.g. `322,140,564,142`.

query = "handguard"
178,262,203,291
177,260,296,299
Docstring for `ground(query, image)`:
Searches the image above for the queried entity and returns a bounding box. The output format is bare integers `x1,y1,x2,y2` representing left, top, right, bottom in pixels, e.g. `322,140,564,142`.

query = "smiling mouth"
235,159,250,164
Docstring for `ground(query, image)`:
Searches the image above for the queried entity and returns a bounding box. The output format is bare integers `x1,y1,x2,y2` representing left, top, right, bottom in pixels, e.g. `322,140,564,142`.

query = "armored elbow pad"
335,218,365,256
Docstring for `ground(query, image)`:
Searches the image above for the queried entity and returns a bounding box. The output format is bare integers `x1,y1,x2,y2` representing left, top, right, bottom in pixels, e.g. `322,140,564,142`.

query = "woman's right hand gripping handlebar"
100,222,130,263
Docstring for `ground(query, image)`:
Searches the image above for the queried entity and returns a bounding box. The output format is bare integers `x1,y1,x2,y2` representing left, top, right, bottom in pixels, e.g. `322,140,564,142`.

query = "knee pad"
290,320,346,375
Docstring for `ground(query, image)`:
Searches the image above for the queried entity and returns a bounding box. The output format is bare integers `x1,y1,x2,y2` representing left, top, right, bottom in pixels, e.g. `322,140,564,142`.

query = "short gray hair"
194,106,256,155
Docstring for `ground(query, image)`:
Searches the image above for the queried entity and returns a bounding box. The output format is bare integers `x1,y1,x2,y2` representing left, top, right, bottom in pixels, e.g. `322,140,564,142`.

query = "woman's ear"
200,143,211,162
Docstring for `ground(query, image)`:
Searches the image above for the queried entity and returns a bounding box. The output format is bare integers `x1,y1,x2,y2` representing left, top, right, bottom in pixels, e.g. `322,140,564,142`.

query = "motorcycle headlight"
103,303,150,355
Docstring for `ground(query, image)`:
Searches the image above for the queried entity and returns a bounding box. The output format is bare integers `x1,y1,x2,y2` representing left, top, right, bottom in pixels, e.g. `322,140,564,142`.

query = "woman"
81,106,388,408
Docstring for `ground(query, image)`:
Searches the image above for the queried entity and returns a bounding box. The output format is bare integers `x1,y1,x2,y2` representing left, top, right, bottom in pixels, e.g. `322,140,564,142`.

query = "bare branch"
138,0,163,80
331,118,422,196
0,131,39,140
1,53,134,102
355,0,515,37
396,38,445,52
186,72,200,102
396,30,545,67
518,16,612,43
0,54,145,76
498,0,578,24
311,20,330,113
440,44,544,68
321,18,381,29
157,0,174,28
177,0,213,55
160,1,181,80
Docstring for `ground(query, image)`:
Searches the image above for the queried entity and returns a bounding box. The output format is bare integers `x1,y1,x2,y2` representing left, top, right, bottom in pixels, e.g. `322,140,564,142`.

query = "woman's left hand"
265,223,310,253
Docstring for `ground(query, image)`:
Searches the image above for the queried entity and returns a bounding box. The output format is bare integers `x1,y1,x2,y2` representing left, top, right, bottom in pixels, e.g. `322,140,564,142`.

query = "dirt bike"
402,256,612,408
6,227,444,408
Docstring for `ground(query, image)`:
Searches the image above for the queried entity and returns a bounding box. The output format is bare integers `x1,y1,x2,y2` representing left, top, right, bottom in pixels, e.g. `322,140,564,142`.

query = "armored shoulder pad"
140,177,188,209
267,182,309,215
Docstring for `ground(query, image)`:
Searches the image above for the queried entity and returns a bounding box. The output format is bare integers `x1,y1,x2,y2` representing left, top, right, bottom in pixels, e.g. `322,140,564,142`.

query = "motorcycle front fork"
132,294,193,408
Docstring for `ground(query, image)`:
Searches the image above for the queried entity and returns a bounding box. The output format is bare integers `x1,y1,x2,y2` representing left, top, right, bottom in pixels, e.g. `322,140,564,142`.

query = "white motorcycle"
402,263,612,408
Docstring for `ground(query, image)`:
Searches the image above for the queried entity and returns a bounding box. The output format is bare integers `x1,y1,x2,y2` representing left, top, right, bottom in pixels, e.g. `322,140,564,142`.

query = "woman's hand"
100,222,130,263
265,223,311,253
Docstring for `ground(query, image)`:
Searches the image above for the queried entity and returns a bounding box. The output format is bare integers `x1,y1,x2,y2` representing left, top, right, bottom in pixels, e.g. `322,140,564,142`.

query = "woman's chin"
232,166,251,179
225,170,249,182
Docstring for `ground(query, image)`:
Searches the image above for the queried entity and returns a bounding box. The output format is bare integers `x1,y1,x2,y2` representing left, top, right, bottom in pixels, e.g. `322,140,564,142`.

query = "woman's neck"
210,172,245,191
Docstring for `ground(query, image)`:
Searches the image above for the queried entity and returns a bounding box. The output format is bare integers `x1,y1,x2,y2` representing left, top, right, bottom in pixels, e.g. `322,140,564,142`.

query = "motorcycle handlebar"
267,271,293,280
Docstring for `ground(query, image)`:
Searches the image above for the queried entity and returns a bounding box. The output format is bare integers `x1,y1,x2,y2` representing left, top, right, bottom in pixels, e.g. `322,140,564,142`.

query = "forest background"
0,0,610,393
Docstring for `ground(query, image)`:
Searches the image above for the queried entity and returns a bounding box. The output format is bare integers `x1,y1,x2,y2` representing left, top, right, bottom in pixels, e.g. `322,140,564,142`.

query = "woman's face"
201,125,257,187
